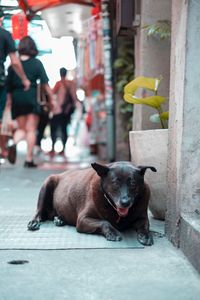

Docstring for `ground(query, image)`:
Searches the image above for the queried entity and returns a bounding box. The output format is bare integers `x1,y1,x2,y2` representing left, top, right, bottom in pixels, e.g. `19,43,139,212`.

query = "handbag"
0,107,13,137
37,84,50,114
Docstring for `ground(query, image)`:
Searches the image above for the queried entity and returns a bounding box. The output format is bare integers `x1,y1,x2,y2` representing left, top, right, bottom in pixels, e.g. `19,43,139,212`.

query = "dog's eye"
127,177,133,184
131,184,136,190
111,179,121,190
127,177,136,188
111,178,120,184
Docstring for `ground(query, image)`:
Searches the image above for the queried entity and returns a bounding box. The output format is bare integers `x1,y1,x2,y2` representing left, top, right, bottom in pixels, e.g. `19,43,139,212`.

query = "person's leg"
36,111,49,148
50,115,60,153
0,87,9,157
13,116,26,144
60,114,69,152
0,87,6,121
36,116,43,147
25,114,39,162
0,135,9,157
7,115,27,164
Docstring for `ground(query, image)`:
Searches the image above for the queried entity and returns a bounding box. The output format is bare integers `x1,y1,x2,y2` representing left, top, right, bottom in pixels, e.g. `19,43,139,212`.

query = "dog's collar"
103,192,118,211
101,184,121,223
104,193,121,223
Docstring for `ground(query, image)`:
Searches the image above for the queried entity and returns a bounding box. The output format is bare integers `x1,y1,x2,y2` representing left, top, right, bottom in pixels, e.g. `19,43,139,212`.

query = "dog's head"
91,161,156,217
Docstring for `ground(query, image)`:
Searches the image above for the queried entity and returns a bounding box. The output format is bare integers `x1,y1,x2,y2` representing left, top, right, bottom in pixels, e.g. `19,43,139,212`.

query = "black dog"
28,161,156,246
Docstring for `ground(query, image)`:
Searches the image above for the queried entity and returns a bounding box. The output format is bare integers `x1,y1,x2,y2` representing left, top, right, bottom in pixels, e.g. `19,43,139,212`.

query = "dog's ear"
91,162,110,177
137,165,157,176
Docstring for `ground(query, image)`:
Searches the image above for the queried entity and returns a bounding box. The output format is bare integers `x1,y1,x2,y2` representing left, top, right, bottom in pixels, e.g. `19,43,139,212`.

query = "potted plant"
123,76,169,220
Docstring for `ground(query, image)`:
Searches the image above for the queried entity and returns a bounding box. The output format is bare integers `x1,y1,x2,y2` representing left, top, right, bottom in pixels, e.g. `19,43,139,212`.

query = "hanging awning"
17,0,94,20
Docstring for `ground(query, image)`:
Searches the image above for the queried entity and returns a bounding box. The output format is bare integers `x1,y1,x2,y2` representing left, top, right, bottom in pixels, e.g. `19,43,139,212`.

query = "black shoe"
24,160,37,168
7,144,16,164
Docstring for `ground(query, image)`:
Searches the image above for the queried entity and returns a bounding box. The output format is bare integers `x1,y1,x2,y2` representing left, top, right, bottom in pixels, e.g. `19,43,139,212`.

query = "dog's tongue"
117,207,129,217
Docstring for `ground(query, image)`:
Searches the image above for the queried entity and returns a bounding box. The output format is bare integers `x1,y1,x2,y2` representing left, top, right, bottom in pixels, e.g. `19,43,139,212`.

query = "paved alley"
0,147,200,300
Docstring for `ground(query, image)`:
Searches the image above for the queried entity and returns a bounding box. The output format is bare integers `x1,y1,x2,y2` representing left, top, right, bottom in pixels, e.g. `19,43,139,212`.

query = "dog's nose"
119,198,131,208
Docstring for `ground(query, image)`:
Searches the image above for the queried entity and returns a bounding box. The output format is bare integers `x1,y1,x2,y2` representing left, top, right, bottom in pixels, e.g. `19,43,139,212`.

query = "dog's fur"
28,161,156,245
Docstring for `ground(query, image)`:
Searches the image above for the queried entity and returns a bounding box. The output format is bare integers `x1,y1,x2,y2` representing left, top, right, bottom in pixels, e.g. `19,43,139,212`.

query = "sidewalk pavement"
0,145,200,300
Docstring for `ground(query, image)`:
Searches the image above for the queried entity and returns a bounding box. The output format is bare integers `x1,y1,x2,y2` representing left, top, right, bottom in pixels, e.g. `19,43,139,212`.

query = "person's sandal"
24,160,37,168
0,151,8,159
7,144,17,164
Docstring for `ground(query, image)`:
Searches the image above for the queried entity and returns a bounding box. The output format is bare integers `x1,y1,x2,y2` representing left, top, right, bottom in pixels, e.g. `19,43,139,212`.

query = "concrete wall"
180,0,200,213
166,0,200,272
133,0,171,130
165,0,188,246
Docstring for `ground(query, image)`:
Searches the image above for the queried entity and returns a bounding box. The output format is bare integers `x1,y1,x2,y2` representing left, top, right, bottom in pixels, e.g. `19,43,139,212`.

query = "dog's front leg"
77,216,122,241
27,210,41,231
27,176,57,231
135,217,153,246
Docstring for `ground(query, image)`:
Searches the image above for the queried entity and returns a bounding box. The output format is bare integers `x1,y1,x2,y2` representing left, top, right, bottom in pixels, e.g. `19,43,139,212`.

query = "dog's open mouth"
117,207,129,217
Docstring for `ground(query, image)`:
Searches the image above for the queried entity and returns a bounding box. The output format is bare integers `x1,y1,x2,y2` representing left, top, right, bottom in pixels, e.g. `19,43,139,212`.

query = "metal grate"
0,214,144,250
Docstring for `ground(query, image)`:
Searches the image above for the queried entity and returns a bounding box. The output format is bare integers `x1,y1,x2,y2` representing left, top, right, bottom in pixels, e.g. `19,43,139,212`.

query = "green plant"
114,38,134,135
143,20,171,40
123,76,169,129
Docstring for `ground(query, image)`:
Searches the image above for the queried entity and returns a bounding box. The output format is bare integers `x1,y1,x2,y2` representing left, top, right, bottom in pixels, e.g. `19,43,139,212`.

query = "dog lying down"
28,161,157,246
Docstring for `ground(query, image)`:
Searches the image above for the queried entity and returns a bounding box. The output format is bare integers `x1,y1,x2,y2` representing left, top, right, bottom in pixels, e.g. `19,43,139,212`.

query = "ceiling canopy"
18,0,94,20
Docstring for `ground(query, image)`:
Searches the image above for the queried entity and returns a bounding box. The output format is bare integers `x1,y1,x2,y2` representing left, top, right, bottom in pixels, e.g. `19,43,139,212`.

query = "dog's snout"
119,198,131,208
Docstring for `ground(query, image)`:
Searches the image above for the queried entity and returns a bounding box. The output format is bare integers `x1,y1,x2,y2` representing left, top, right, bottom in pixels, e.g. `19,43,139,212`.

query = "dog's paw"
137,232,154,246
105,229,122,241
27,220,40,231
105,231,122,241
53,216,65,227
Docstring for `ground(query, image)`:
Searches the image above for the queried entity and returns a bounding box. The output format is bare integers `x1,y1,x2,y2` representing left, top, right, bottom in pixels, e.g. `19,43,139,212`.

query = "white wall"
133,0,171,130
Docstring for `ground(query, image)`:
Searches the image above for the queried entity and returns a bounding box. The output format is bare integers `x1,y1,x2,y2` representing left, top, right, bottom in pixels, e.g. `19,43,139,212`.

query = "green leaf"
114,58,128,69
116,79,128,92
160,111,169,120
124,94,166,109
124,76,161,94
143,20,171,40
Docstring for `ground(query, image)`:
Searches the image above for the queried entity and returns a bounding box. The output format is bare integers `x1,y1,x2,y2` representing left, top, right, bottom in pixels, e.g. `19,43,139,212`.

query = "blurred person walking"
50,67,78,156
0,8,30,160
35,85,51,154
6,36,53,167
